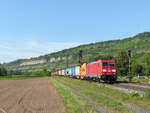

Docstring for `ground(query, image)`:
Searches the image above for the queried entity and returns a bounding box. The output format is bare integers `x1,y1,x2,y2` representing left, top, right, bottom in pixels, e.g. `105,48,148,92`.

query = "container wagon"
66,68,72,76
61,70,65,76
80,63,87,79
75,66,80,78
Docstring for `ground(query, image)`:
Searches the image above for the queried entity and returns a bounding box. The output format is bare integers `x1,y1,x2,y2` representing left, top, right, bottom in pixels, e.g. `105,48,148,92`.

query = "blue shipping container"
71,67,76,76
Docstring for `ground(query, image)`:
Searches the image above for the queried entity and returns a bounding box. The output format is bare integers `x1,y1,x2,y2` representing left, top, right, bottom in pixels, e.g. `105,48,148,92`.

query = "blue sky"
0,0,150,63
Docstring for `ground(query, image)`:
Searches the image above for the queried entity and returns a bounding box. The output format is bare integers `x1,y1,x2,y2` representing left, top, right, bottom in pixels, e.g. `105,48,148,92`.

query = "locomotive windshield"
109,62,116,67
103,62,116,67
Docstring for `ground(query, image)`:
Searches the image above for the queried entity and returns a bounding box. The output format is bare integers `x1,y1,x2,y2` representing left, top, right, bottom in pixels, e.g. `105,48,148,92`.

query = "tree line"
117,51,150,77
0,64,7,76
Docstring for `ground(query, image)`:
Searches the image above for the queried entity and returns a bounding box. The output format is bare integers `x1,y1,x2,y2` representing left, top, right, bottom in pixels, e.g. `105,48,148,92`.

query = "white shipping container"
62,70,65,75
58,70,62,75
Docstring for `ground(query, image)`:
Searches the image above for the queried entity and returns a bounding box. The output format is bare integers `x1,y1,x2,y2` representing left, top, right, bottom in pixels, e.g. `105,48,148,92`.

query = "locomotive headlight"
103,69,107,72
112,69,116,72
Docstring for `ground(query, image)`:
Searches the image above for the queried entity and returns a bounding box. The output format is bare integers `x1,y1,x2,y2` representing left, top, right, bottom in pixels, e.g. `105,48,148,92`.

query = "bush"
131,60,143,76
130,92,140,97
145,90,150,99
31,68,50,77
0,64,7,76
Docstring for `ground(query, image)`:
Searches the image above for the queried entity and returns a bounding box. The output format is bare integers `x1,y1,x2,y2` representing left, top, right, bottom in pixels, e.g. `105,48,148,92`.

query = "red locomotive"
87,60,117,83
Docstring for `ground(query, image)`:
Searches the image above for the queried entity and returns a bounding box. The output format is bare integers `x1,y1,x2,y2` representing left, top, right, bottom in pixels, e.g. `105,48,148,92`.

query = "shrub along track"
0,78,66,113
50,77,150,113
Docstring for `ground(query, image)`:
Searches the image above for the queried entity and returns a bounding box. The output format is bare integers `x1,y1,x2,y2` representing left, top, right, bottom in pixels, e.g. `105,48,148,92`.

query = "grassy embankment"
50,77,98,113
50,76,150,113
0,75,47,80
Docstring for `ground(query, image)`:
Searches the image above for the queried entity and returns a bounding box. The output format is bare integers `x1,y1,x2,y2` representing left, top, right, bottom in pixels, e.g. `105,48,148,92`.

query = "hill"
4,32,150,74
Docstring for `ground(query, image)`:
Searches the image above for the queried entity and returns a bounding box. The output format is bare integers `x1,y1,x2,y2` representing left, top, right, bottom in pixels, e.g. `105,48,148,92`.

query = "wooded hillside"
4,32,150,75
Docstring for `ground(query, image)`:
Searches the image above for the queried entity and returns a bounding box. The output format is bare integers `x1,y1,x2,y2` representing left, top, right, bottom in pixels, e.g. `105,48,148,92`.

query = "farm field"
0,77,66,113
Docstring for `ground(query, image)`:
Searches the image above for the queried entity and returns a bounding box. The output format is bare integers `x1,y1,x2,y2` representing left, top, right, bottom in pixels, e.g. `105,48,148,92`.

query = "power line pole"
128,50,132,82
65,56,69,76
66,56,69,68
79,50,83,65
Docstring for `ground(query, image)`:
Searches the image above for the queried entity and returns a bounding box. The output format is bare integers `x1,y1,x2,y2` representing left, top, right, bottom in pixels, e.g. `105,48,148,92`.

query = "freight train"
52,60,117,83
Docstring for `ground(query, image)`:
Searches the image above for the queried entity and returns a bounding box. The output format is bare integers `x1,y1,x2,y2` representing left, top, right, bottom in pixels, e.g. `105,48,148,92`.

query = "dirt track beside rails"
0,78,66,113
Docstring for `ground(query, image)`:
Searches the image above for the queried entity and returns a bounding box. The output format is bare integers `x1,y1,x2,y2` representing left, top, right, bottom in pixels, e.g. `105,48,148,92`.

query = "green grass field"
0,75,47,80
50,76,150,113
50,77,98,113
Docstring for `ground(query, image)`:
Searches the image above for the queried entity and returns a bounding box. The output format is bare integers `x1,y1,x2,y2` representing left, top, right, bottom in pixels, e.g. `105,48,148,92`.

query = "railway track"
112,83,150,92
117,83,150,89
95,81,150,95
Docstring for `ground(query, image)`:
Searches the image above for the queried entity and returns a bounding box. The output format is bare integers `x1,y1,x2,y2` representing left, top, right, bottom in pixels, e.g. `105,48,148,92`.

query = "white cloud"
0,40,84,63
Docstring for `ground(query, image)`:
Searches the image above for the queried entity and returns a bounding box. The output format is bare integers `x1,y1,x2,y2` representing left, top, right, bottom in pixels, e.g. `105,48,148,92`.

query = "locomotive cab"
100,60,117,83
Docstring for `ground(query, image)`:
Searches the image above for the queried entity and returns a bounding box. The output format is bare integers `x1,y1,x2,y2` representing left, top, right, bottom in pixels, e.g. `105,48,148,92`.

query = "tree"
9,70,24,75
86,55,102,63
32,68,50,76
0,68,1,76
0,64,7,76
144,53,150,76
131,60,143,76
101,55,114,60
42,68,50,76
86,55,114,63
117,51,129,76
